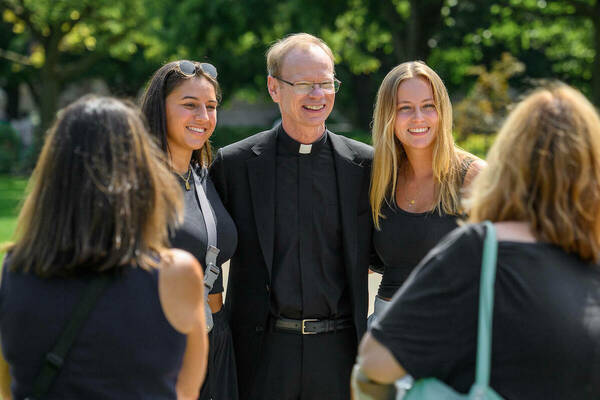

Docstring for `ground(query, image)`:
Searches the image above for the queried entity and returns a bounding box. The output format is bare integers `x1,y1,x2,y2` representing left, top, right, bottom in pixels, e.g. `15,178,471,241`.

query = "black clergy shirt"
271,126,352,320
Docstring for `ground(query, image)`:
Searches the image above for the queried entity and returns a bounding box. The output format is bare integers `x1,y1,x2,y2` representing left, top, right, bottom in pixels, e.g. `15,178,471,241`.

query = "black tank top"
374,159,473,298
0,263,186,399
373,204,459,298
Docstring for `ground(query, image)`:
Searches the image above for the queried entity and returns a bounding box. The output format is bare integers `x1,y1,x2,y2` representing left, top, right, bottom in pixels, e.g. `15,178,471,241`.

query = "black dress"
170,167,238,400
0,264,186,399
371,223,600,399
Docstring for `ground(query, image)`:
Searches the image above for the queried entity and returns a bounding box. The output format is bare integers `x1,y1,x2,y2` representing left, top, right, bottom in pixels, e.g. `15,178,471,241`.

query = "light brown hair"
468,84,600,262
370,61,471,229
266,33,335,78
6,96,183,277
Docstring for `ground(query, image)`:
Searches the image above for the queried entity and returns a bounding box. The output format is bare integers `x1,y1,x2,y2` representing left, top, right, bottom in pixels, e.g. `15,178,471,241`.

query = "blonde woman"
368,61,484,324
357,84,600,398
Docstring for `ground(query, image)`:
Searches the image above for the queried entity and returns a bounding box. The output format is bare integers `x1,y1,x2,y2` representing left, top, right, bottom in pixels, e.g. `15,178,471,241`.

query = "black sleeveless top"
373,159,473,299
374,204,459,298
0,263,186,399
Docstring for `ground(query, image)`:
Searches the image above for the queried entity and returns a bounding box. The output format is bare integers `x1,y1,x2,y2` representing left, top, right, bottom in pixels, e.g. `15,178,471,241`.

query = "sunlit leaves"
3,9,17,23
29,44,44,67
322,0,390,74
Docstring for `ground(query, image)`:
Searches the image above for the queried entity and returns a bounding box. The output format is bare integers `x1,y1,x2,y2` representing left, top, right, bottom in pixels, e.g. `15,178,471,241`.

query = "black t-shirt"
371,223,600,399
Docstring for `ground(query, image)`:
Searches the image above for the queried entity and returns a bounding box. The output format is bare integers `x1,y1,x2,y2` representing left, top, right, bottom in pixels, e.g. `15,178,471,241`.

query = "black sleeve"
370,224,485,381
209,149,228,206
205,174,238,294
369,246,385,274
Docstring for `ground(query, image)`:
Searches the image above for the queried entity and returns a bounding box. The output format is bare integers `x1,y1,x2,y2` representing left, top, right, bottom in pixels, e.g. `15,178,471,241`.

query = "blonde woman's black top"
374,159,472,299
373,202,458,298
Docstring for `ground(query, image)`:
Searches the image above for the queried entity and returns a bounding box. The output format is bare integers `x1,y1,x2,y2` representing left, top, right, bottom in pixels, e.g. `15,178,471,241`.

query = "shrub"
456,133,496,159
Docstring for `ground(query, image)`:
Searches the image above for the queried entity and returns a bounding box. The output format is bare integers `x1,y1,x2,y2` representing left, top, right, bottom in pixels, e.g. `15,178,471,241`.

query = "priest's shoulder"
330,131,374,162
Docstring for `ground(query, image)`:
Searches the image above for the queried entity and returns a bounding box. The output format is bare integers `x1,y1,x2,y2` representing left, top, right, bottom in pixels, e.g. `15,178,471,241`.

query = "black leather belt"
273,317,353,335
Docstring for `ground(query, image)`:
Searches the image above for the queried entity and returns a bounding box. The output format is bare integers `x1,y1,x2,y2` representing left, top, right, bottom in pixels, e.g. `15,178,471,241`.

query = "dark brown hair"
140,60,221,167
6,96,183,277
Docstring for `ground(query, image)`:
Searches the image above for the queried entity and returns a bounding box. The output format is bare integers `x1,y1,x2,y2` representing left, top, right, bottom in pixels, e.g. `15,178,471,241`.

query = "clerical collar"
276,125,328,156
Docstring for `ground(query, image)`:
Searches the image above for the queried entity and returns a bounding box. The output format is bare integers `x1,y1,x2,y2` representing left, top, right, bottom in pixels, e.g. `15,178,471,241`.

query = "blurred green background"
0,0,599,248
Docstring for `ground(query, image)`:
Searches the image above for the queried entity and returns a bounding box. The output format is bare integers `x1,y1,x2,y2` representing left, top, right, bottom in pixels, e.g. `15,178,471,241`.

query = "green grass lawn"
0,175,28,264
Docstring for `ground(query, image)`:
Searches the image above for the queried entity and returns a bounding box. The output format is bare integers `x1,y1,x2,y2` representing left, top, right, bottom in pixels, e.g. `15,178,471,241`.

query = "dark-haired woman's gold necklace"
176,168,192,191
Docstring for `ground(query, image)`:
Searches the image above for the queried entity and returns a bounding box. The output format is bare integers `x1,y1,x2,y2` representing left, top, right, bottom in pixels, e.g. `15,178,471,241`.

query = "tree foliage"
0,0,152,140
0,0,598,148
454,53,525,138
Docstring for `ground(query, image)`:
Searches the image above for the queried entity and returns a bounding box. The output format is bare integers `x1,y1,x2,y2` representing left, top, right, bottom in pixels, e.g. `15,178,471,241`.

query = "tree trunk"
5,81,19,119
350,73,376,132
35,31,62,149
385,0,443,64
407,0,421,60
380,1,407,62
38,69,59,141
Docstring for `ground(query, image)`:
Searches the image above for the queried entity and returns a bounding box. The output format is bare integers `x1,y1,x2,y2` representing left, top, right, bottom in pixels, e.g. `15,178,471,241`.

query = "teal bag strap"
397,222,502,400
475,221,498,388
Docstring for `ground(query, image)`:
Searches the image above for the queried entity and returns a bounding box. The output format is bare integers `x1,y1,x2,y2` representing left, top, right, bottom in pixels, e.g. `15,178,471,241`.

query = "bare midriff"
208,292,223,313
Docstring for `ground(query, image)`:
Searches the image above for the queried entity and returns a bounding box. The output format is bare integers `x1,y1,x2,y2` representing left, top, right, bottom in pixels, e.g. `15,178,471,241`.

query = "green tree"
440,0,599,105
153,0,453,130
323,0,447,129
0,0,153,145
454,52,525,138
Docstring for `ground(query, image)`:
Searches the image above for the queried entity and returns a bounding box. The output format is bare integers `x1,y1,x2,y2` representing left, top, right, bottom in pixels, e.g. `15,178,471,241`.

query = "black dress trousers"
249,327,356,400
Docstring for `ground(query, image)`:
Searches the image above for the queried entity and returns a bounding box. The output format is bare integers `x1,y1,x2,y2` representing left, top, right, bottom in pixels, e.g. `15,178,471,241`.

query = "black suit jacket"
210,125,374,398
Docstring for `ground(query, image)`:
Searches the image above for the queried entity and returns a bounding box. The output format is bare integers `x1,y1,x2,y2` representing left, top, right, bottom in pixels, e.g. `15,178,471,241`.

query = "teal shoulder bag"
403,221,503,400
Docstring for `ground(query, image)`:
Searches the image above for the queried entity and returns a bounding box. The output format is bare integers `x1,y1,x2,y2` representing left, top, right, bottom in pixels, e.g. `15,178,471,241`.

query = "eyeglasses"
273,76,341,94
175,60,218,80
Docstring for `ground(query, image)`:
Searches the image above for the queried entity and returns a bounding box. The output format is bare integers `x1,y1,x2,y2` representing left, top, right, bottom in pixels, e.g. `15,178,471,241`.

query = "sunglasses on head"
175,60,218,80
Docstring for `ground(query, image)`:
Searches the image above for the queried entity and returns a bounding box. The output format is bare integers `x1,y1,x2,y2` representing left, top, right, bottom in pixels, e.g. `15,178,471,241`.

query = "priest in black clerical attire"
211,33,374,400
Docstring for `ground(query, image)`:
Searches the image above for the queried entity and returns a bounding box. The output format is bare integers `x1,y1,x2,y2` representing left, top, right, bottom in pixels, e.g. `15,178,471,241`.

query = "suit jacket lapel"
329,132,365,278
247,128,278,280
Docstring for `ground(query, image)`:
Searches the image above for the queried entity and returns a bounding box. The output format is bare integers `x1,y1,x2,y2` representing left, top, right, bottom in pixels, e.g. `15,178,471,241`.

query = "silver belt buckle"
301,318,319,335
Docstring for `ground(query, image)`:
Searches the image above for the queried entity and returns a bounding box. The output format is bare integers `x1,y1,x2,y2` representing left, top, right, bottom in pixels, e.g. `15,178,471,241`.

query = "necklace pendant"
185,181,191,191
409,200,415,207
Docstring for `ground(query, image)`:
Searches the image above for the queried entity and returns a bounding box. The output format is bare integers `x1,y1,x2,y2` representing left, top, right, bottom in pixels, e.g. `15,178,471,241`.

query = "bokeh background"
1,0,599,247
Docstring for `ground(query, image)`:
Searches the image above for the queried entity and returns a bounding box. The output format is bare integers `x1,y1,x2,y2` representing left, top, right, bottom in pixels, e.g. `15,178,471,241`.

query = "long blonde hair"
468,84,600,262
6,96,183,277
370,61,469,229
